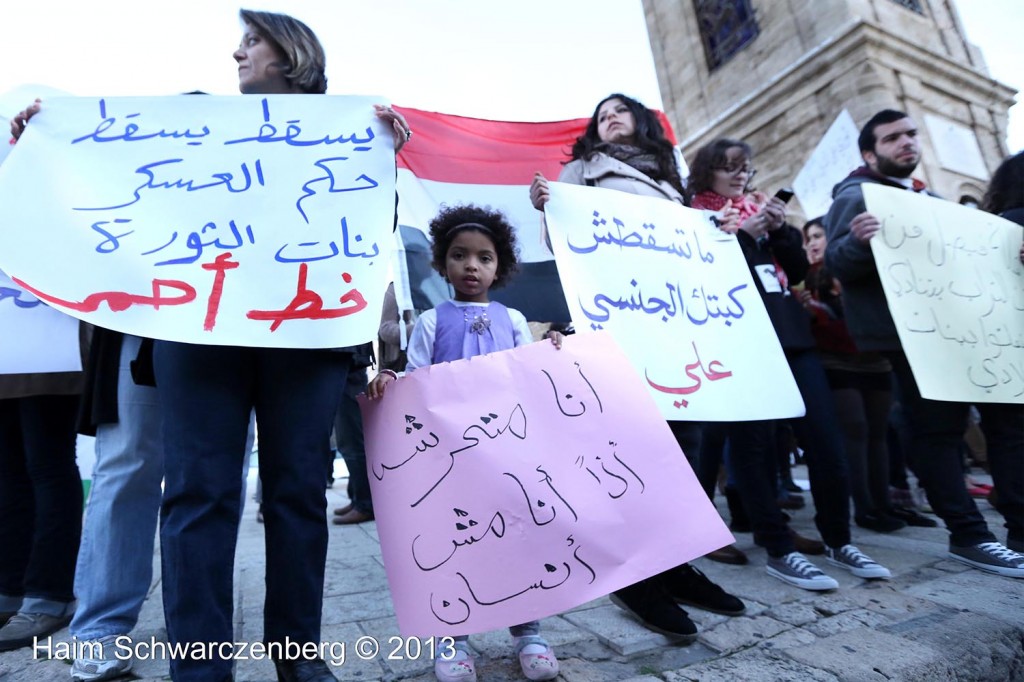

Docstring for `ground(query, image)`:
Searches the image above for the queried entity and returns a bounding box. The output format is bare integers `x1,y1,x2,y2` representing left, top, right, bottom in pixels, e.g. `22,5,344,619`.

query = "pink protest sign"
359,331,733,636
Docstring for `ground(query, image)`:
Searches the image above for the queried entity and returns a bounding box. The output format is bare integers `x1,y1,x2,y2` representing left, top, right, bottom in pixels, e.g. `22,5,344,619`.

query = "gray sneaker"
766,552,839,591
71,634,133,681
949,542,1024,578
0,611,73,652
825,545,891,579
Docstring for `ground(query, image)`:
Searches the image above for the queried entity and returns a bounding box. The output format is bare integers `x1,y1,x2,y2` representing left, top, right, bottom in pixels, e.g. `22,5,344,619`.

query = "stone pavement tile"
903,570,1024,628
803,608,889,637
880,610,1024,680
323,555,392,597
561,603,685,656
321,590,396,624
357,615,435,678
822,582,952,623
784,626,952,681
755,627,817,651
326,522,386,559
696,614,792,653
663,648,840,681
121,628,172,679
764,601,820,626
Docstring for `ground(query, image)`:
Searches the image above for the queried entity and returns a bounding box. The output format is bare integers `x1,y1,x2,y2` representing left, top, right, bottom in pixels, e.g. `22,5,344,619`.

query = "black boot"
724,486,751,533
610,576,697,640
660,564,746,616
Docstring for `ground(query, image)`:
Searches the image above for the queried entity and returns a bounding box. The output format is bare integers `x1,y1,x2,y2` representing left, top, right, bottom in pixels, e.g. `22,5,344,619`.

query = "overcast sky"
0,0,1018,151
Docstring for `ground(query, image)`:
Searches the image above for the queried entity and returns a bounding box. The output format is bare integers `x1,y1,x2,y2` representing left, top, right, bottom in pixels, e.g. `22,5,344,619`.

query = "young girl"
368,204,562,682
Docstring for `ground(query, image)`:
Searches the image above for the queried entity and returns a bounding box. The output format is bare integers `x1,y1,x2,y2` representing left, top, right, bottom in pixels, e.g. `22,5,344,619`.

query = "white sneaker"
766,552,839,591
949,542,1024,578
826,545,892,579
71,635,132,682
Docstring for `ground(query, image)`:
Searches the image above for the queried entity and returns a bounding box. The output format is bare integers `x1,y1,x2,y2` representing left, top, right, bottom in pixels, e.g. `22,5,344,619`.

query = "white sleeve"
404,308,437,372
508,308,533,348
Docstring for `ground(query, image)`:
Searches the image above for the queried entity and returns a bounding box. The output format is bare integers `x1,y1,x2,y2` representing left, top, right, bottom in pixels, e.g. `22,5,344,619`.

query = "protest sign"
544,182,804,420
864,184,1024,402
0,96,396,348
792,109,863,219
359,332,732,636
0,270,81,374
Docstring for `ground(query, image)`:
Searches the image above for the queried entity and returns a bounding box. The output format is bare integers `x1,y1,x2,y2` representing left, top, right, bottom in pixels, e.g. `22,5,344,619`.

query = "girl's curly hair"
428,204,519,288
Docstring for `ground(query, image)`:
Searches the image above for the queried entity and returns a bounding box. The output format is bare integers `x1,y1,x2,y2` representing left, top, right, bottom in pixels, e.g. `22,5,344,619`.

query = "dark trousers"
0,395,82,606
334,365,372,514
888,352,1023,547
726,349,851,557
154,342,349,682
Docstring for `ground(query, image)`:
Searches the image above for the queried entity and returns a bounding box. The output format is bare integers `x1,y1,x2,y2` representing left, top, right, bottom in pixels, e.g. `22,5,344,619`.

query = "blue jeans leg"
155,342,255,682
257,349,349,646
71,335,164,640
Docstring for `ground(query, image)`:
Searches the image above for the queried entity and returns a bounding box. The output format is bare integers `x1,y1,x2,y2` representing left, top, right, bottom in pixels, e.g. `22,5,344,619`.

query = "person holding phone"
686,138,891,592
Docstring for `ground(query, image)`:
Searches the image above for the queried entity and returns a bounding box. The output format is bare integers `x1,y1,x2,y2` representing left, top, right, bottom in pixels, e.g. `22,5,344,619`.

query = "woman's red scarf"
690,190,763,222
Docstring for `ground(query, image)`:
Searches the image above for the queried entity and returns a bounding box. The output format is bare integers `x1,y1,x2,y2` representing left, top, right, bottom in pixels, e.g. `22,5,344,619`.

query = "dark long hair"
685,138,752,201
570,93,684,196
982,151,1024,214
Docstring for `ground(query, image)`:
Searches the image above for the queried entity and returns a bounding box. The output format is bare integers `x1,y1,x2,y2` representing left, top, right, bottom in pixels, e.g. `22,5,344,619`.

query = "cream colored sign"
864,184,1024,403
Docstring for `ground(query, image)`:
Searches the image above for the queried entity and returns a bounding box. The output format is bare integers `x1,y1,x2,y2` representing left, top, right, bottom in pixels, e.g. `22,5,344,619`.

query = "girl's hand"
367,370,397,400
738,211,768,240
716,200,741,234
545,330,564,349
10,99,42,142
373,104,412,153
530,172,550,210
761,197,787,232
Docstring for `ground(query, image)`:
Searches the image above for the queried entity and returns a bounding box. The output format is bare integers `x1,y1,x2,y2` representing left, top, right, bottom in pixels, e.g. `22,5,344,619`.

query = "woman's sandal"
514,635,560,681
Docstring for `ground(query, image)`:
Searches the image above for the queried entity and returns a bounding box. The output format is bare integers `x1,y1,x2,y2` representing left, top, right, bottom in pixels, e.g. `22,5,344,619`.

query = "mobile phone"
774,188,795,204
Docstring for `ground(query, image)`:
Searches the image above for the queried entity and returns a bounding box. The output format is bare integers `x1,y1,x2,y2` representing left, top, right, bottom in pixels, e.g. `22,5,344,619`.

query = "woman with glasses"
685,138,892,592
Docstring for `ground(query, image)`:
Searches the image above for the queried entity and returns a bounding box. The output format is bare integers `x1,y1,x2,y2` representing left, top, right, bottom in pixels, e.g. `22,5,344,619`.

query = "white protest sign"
0,96,396,348
545,182,804,420
793,110,863,219
864,184,1024,402
0,270,81,374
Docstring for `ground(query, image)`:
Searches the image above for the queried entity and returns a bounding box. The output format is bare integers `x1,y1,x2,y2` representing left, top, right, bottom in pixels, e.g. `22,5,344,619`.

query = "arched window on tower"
888,0,924,14
693,0,760,71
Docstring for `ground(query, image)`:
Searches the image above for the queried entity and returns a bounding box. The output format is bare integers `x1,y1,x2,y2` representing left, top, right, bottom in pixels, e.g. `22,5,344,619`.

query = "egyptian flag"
392,106,678,324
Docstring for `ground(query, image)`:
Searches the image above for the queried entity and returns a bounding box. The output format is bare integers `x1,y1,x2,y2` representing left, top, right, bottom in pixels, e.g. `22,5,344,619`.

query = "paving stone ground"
2,466,1021,682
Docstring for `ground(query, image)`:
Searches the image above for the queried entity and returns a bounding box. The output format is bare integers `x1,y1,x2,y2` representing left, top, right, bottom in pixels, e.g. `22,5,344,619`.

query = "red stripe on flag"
393,106,677,186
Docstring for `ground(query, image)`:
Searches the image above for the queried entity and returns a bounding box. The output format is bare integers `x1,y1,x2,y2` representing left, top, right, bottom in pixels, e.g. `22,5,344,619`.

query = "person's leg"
72,334,164,642
724,420,793,557
16,394,81,614
787,350,851,550
155,341,253,682
0,399,32,615
888,353,993,547
257,349,349,649
335,365,373,515
976,402,1024,549
831,384,872,518
861,379,894,515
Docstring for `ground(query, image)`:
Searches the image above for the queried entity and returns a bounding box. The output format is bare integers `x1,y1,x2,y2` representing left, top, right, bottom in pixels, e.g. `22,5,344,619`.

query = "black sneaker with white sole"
766,552,839,591
949,542,1024,578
